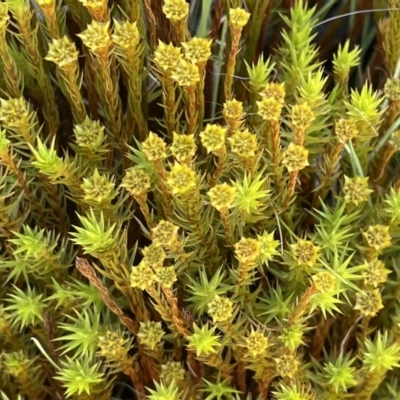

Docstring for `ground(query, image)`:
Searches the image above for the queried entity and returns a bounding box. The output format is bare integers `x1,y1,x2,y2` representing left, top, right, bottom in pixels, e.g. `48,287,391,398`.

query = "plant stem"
56,67,87,124
208,149,227,186
283,170,299,209
271,120,282,193
0,38,21,98
135,194,154,229
143,0,157,48
0,152,45,220
225,29,241,100
289,286,317,326
186,87,197,136
164,72,176,138
220,208,234,245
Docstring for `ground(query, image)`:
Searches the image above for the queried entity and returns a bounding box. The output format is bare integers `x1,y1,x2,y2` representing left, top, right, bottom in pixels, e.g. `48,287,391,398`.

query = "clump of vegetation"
1,0,400,399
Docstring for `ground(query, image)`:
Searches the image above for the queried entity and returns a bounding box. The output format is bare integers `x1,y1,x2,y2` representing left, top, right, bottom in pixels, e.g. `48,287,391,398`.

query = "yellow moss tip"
343,176,372,206
154,41,182,71
182,37,212,65
200,124,227,154
167,163,197,195
151,220,180,248
208,183,236,211
354,289,383,317
170,132,196,162
228,129,258,158
155,266,177,288
142,244,166,269
257,98,283,122
291,239,319,267
223,99,245,121
142,132,168,161
234,237,261,265
112,20,141,49
121,168,151,197
130,262,156,290
171,59,200,87
281,143,309,172
244,330,269,358
363,225,392,252
46,36,79,68
208,295,233,323
312,272,336,293
335,118,359,144
162,0,189,23
261,82,286,103
291,103,315,131
0,97,30,128
275,354,299,379
77,21,111,53
229,7,250,30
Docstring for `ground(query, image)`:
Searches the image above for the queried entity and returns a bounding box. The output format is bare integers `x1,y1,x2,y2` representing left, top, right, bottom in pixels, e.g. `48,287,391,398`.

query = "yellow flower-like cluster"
167,163,197,195
81,169,115,203
170,132,196,162
182,37,212,65
45,36,79,68
207,295,233,323
0,97,30,128
244,330,269,358
200,124,227,154
312,272,336,293
229,7,250,30
208,183,236,211
142,132,168,161
335,118,359,143
138,321,165,350
130,262,156,290
261,82,286,103
275,354,299,379
74,117,105,150
121,168,151,197
98,330,130,364
160,361,186,385
162,0,189,23
142,244,166,269
171,59,200,87
363,225,392,252
354,289,383,317
154,41,182,71
291,239,319,267
112,20,140,49
223,99,245,129
78,21,111,55
155,267,177,288
151,220,179,248
384,78,400,101
234,237,261,265
343,175,373,206
389,130,400,150
281,143,309,172
257,98,283,122
257,231,280,263
291,103,315,131
362,259,391,288
229,129,258,158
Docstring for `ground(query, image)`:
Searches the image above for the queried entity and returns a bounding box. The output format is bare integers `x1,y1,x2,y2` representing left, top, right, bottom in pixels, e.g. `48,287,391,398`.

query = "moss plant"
1,1,400,399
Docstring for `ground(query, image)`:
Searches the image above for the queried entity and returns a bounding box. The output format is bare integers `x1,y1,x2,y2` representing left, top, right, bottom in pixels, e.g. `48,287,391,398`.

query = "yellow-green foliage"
1,1,400,399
